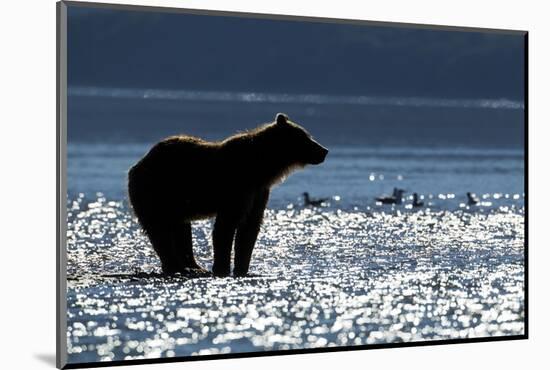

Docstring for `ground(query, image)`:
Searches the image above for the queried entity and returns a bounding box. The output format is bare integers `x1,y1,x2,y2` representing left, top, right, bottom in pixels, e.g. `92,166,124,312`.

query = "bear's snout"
309,143,328,165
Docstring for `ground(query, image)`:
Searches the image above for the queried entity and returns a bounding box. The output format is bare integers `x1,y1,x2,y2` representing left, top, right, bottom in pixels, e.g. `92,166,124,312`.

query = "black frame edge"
62,0,527,35
62,335,528,369
57,1,69,369
523,32,529,338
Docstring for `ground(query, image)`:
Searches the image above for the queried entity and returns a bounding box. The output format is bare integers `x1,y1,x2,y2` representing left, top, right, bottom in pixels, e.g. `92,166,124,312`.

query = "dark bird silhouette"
467,192,479,205
412,193,424,207
303,192,329,207
376,188,406,205
393,187,406,196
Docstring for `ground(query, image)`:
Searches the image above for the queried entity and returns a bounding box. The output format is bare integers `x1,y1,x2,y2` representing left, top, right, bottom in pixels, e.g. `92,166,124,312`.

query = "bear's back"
128,135,224,219
136,136,217,171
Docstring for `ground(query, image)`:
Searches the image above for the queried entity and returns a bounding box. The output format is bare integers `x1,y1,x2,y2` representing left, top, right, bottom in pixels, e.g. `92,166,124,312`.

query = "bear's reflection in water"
66,194,524,363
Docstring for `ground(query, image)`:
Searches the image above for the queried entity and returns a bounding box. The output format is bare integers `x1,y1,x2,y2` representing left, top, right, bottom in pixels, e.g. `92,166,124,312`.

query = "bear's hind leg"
234,190,269,277
173,222,206,272
146,224,181,274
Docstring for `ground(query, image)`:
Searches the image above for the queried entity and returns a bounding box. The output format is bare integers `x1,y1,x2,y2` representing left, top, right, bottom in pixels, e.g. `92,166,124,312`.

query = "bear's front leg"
234,189,269,277
212,214,238,277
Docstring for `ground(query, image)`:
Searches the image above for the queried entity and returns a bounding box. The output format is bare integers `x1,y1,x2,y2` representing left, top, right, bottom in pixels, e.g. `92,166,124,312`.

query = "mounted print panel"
57,1,527,368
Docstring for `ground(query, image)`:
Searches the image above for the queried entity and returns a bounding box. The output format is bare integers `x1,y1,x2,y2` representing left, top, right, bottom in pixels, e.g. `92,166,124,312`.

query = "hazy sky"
67,5,525,102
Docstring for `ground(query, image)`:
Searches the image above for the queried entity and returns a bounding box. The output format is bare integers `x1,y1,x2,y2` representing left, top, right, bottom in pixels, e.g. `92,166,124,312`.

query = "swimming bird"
412,193,424,207
376,189,406,205
303,192,329,207
467,192,479,205
393,187,406,196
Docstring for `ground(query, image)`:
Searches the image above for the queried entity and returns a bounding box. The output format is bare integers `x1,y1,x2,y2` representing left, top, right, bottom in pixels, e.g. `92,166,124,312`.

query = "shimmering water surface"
66,98,525,365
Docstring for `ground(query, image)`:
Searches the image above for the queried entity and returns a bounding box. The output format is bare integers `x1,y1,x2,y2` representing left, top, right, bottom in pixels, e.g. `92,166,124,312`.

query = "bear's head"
274,113,328,166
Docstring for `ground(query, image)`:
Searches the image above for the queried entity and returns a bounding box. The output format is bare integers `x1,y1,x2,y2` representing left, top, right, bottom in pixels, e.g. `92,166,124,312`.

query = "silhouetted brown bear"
128,113,328,277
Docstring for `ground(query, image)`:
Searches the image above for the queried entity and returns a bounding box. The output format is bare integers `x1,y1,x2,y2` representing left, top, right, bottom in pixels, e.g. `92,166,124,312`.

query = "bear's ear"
276,113,288,125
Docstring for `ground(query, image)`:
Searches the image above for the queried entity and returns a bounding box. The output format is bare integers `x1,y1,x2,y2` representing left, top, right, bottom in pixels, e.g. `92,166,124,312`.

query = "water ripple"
66,195,524,363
